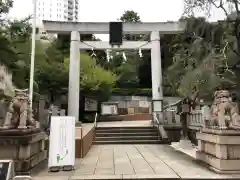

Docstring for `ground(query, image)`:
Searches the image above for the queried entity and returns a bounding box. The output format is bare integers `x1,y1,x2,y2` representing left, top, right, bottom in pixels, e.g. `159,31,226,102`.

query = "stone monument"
196,89,240,173
0,89,47,175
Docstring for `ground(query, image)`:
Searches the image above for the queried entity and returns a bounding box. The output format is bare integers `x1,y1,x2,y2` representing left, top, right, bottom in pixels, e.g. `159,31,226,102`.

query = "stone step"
93,139,163,144
95,128,157,133
96,126,154,130
95,132,158,137
94,136,159,141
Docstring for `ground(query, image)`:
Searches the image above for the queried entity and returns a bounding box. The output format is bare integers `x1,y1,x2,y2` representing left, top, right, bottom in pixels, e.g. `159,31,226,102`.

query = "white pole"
29,0,37,108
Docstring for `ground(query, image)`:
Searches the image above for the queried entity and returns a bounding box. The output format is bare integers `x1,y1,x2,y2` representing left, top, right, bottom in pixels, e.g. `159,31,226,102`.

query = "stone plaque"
85,98,97,111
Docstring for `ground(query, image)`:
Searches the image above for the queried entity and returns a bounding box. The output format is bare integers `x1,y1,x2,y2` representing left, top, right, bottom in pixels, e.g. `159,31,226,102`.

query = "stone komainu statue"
206,90,240,129
2,89,36,129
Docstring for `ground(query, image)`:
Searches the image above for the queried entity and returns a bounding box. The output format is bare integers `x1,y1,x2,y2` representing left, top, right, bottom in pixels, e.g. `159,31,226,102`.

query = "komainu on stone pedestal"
1,89,36,129
0,90,47,174
197,90,240,173
196,129,240,173
205,90,240,129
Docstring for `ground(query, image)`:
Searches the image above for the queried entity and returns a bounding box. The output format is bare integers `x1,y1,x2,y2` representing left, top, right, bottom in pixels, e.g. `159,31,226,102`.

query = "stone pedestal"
179,139,193,149
196,128,240,173
0,129,47,174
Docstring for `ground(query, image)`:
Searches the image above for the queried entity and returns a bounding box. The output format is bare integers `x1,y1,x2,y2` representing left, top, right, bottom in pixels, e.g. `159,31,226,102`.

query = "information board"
84,98,98,111
48,116,75,169
101,104,118,115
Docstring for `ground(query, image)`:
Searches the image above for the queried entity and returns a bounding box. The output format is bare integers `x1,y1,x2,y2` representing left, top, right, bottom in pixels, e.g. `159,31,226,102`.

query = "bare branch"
210,0,229,16
233,0,240,14
222,40,235,75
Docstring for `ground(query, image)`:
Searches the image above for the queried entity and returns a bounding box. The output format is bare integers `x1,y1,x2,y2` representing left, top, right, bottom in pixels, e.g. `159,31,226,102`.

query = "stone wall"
106,96,151,115
75,125,95,158
0,131,47,174
104,96,182,115
99,114,152,121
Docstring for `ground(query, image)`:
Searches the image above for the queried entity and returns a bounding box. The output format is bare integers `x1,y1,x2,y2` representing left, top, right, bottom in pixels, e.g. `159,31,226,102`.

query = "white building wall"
73,0,79,21
36,0,79,27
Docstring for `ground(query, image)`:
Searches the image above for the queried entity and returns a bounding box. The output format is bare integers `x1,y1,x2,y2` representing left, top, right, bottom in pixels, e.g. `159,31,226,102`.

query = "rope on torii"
80,36,160,61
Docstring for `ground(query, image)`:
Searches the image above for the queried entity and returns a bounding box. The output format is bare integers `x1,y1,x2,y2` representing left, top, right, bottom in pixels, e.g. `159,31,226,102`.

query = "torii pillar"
68,31,80,121
151,31,163,114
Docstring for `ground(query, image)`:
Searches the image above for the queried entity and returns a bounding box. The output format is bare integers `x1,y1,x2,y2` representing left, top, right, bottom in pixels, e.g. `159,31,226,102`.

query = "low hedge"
112,87,176,96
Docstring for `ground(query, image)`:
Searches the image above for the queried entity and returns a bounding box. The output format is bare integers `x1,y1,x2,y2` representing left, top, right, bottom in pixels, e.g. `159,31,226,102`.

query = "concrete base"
196,128,240,173
179,139,193,149
0,129,47,174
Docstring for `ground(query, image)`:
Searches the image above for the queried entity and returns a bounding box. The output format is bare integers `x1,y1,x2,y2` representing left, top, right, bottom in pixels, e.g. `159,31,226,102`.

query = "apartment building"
36,0,79,26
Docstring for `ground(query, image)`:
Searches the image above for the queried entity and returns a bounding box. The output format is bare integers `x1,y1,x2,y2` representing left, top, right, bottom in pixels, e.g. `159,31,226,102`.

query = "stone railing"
163,109,181,126
187,109,204,130
163,104,207,130
163,103,210,143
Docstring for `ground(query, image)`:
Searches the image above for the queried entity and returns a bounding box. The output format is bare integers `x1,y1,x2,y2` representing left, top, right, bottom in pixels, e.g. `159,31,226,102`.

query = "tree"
120,10,142,41
0,1,17,68
0,0,13,15
103,10,144,88
63,53,117,98
184,0,240,58
120,10,141,23
164,17,237,98
34,45,117,101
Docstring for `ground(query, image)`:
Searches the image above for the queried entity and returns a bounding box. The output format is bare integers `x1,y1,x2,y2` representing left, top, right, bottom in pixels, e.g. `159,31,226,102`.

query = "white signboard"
101,104,118,115
139,101,150,108
48,116,75,169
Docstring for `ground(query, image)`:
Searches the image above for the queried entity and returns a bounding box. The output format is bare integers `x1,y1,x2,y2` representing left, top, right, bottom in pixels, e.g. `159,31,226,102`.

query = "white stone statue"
205,90,240,129
2,89,36,129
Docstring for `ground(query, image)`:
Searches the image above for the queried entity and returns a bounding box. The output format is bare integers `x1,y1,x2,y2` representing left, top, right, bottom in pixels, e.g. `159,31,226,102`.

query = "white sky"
8,0,226,40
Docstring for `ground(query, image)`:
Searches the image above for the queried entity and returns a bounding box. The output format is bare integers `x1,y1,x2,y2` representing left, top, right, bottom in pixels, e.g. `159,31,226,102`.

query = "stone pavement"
33,144,240,179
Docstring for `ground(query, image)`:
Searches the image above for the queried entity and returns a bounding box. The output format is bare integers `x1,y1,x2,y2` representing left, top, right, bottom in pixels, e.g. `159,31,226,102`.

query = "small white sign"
139,101,150,108
48,116,75,169
153,100,162,112
101,104,118,115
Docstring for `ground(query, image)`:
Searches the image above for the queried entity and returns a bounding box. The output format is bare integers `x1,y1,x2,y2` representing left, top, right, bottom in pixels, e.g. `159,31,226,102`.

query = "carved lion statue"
2,89,36,129
206,90,240,129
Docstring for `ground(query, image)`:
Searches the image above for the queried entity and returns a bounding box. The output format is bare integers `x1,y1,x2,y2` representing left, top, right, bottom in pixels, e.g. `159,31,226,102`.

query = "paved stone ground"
33,144,240,179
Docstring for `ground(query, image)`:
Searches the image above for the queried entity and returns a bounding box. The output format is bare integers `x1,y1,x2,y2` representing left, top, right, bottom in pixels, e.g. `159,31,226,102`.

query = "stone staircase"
93,126,169,144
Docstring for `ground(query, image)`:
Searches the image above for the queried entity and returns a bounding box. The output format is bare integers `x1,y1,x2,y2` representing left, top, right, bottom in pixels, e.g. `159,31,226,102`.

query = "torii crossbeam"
43,20,185,121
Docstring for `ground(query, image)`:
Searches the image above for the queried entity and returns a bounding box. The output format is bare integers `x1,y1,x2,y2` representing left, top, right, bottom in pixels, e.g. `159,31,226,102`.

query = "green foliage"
120,10,141,23
112,88,152,96
165,17,237,99
102,10,143,88
0,0,12,15
112,87,175,96
0,1,117,102
63,53,117,94
2,2,240,103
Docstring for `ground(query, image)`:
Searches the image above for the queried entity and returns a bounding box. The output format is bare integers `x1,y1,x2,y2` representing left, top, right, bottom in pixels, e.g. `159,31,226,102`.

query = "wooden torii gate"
43,20,185,121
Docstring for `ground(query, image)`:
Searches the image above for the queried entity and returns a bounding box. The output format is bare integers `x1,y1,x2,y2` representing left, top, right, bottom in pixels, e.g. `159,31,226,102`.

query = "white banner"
48,116,75,169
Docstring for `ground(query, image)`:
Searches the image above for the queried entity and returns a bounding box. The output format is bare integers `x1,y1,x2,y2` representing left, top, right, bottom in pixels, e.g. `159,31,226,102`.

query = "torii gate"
43,20,185,121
